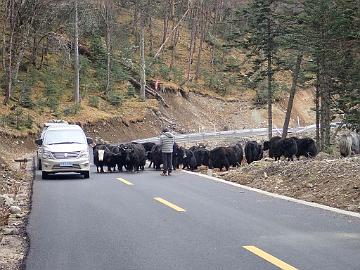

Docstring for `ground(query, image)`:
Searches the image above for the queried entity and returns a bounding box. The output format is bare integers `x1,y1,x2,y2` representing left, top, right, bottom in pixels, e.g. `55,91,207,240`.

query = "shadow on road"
38,173,86,181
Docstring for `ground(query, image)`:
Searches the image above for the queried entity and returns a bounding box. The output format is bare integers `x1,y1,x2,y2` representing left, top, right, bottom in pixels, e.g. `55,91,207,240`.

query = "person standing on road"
159,128,175,176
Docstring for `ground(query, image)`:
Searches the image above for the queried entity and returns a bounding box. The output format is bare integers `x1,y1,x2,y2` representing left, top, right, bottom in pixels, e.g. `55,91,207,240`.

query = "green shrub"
159,65,171,80
106,91,123,106
127,85,136,97
90,36,107,69
254,81,286,105
89,96,100,108
41,65,68,112
19,83,34,108
228,74,238,86
18,69,37,108
112,62,129,82
63,104,82,116
2,108,34,130
35,98,47,114
171,67,184,83
48,96,59,113
24,114,33,129
203,71,229,96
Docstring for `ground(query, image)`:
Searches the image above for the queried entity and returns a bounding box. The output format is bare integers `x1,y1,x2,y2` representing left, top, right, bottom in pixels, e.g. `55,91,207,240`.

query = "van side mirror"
87,137,94,145
35,138,43,146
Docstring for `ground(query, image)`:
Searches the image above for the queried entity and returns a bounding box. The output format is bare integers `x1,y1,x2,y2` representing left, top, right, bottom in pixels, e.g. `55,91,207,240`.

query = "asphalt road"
26,167,360,270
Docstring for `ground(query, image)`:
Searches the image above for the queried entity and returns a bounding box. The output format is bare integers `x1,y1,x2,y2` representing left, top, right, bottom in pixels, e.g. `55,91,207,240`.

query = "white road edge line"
182,170,360,219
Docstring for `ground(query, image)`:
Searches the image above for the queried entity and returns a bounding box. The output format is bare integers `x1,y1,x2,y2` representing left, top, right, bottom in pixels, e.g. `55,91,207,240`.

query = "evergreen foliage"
63,104,82,116
106,91,123,106
88,96,100,108
127,85,136,97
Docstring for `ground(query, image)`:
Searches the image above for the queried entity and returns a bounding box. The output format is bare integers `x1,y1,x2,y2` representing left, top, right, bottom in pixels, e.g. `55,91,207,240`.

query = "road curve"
26,167,360,270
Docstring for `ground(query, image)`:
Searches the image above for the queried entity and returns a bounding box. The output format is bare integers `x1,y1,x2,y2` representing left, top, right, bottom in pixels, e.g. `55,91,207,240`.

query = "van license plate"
60,162,72,167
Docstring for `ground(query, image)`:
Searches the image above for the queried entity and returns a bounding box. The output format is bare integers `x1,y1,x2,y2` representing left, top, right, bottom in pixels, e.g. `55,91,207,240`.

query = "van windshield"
43,129,87,145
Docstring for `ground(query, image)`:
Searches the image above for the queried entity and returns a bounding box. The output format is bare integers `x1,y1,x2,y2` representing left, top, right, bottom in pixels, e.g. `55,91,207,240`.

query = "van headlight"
43,150,55,159
79,150,89,158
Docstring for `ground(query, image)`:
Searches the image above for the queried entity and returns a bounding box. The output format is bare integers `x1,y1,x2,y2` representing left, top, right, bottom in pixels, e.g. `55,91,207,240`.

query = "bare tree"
186,2,198,81
3,0,16,105
139,2,146,100
195,0,208,81
74,0,80,104
100,0,114,94
315,65,320,149
282,54,303,138
162,0,170,45
153,0,191,61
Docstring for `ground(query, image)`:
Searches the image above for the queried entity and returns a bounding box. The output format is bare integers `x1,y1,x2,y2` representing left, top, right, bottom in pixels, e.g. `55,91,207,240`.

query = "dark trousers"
162,153,173,174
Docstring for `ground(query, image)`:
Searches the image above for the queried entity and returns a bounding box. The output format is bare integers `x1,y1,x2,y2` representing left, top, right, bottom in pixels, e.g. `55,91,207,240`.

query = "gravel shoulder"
0,133,35,270
211,154,360,213
0,157,33,270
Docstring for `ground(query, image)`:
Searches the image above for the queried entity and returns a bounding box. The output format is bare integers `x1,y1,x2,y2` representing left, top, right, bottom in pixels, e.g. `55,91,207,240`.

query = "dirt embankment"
149,88,315,134
215,154,360,213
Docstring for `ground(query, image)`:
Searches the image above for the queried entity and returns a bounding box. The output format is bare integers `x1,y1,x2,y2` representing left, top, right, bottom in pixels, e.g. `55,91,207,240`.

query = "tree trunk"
132,2,139,35
266,19,273,139
4,32,13,105
30,36,37,67
3,0,15,105
320,85,325,150
162,0,169,45
210,43,215,66
2,35,6,71
186,8,196,81
139,12,146,101
13,46,25,82
74,0,80,104
315,66,321,150
318,54,331,151
282,54,303,138
170,18,177,69
194,31,204,81
105,2,112,94
323,69,331,149
154,4,190,60
14,3,36,82
148,15,153,55
267,53,273,139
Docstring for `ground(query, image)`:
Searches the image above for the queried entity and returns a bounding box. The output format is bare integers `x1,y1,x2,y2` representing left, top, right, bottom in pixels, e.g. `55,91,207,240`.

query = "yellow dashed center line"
154,197,186,212
117,178,134,186
243,246,298,270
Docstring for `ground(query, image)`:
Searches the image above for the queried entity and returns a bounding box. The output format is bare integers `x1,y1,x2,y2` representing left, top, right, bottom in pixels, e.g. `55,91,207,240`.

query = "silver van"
36,120,69,170
36,125,93,179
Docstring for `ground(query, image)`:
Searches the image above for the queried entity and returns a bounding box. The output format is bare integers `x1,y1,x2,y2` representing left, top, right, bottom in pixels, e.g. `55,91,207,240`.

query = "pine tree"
302,0,360,148
238,0,281,139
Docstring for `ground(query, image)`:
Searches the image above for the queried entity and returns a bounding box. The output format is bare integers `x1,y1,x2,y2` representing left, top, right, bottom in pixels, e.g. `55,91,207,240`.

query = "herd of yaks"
92,132,360,173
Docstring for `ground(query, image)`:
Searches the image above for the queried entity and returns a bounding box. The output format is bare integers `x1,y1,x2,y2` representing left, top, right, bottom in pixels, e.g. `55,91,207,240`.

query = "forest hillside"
0,0,358,150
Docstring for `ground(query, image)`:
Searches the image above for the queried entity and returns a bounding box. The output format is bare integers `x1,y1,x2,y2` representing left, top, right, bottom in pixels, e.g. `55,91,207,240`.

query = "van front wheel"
42,171,49,179
82,171,90,179
38,159,42,170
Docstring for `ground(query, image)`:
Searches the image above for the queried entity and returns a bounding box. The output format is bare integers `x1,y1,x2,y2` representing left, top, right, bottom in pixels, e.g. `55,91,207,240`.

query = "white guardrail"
133,123,340,145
